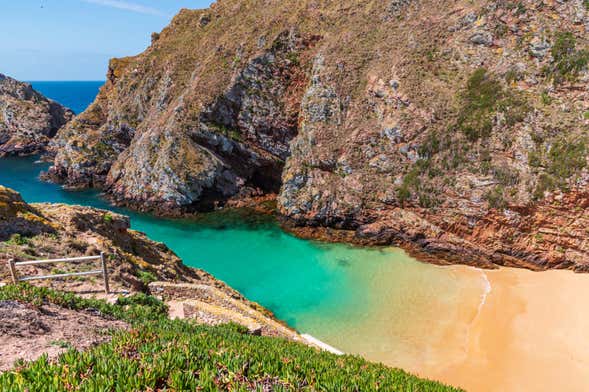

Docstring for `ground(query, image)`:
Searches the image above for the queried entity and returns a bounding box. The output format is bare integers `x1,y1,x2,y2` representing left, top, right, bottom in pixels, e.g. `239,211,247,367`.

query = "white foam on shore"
301,334,344,355
461,269,492,358
475,270,492,321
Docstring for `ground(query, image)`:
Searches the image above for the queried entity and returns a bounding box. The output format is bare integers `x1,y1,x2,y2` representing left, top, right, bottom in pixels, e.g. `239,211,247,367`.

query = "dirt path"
0,300,127,371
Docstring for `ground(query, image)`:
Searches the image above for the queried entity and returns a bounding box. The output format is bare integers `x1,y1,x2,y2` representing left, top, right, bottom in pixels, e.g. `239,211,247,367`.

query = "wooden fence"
7,252,110,293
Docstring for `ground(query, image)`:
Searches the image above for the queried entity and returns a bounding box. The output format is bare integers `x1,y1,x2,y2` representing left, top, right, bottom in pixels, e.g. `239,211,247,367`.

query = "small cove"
3,82,588,391
0,155,484,335
0,155,491,387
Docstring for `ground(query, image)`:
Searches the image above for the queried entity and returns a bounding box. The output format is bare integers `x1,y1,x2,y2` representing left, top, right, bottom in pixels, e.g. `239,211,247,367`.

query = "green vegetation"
503,1,527,15
533,173,557,201
458,68,503,140
504,68,522,84
406,69,529,208
490,165,520,187
396,160,442,208
494,22,509,39
417,133,441,159
529,137,587,200
484,186,507,210
50,340,74,350
456,68,529,141
103,212,113,223
540,91,552,105
116,291,168,317
528,150,542,168
0,284,459,391
547,138,587,180
417,183,442,209
397,165,421,204
6,233,30,246
93,140,115,158
515,2,527,16
0,284,167,323
136,268,158,286
544,32,589,85
0,321,457,391
209,122,243,142
286,52,301,67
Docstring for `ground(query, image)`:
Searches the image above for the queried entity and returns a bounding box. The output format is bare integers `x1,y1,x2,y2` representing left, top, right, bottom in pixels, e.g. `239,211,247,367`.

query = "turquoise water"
0,82,488,367
0,156,408,329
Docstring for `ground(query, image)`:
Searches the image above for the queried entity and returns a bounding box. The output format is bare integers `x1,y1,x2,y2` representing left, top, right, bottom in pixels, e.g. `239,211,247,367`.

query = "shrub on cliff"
544,32,589,85
528,136,587,200
457,68,529,141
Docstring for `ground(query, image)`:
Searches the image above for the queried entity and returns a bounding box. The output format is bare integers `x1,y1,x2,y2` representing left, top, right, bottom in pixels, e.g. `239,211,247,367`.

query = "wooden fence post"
100,252,110,294
7,259,18,284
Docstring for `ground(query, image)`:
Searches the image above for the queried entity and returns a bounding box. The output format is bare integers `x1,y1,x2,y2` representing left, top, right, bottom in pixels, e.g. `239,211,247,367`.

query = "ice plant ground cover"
0,284,460,391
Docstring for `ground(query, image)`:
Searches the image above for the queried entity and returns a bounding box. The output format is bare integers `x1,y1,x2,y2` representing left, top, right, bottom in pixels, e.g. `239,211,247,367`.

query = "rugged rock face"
48,0,589,271
0,74,73,156
0,185,298,346
0,185,249,295
47,19,313,213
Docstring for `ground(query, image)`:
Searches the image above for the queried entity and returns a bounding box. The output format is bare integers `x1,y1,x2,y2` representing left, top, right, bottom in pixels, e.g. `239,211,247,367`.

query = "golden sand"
303,252,589,392
428,267,589,392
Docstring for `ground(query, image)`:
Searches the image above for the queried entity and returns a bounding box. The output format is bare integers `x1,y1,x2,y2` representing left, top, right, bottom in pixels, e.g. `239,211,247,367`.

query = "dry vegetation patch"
0,300,127,371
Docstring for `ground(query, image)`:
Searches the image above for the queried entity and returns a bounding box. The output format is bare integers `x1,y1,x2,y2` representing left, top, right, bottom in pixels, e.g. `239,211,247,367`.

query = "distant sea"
29,81,104,114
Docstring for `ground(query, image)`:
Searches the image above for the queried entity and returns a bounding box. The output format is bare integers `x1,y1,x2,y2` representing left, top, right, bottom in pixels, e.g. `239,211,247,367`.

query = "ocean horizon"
29,80,104,114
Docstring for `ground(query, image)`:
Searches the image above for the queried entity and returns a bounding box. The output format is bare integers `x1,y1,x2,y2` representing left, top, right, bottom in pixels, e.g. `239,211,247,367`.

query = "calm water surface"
0,82,491,385
2,156,483,332
30,81,104,114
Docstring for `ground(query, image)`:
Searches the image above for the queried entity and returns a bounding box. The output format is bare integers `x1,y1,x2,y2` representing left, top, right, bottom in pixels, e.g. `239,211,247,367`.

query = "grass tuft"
544,32,589,85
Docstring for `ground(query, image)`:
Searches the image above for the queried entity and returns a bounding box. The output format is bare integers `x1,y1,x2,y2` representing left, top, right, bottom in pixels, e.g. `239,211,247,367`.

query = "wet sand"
429,267,589,392
301,253,589,392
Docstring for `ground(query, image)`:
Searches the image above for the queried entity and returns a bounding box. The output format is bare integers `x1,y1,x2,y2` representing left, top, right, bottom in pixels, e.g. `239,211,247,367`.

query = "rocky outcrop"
47,0,589,271
47,23,314,212
0,186,262,303
0,74,73,156
277,0,589,271
0,185,299,348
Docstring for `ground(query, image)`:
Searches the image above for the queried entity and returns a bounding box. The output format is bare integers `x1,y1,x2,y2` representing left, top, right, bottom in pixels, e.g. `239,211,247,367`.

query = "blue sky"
0,0,213,81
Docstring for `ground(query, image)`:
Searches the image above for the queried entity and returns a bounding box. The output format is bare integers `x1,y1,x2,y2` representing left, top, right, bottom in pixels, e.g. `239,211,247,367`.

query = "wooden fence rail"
7,252,110,293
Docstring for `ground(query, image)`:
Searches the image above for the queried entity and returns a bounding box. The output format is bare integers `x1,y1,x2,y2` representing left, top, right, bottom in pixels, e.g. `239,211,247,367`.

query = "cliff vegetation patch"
529,135,588,200
543,32,589,85
457,68,529,141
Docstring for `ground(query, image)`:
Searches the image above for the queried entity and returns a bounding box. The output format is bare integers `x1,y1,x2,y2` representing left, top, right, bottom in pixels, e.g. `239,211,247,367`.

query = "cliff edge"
47,0,589,271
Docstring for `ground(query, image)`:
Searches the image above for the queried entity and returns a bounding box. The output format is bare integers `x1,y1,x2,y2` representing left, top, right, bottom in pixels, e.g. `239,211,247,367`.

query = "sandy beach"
302,254,589,392
429,267,589,392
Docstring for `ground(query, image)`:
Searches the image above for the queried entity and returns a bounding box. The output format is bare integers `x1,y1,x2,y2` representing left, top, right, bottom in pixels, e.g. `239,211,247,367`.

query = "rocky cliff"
47,0,589,271
0,185,245,296
1,185,310,347
0,75,73,156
